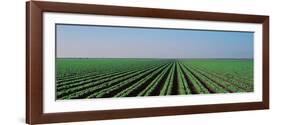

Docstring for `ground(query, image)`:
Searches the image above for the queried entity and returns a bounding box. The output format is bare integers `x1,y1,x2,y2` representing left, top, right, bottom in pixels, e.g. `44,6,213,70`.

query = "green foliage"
176,62,191,95
181,59,254,92
56,58,254,100
160,62,176,95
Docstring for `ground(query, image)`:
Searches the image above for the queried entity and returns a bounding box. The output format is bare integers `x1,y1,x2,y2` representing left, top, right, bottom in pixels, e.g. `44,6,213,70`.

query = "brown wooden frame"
26,1,269,124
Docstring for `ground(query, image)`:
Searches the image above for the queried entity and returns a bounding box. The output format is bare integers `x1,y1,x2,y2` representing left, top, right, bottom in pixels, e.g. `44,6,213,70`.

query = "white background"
0,0,279,125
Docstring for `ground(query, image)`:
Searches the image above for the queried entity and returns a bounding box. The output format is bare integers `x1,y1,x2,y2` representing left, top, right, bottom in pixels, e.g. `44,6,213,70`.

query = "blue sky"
56,24,253,59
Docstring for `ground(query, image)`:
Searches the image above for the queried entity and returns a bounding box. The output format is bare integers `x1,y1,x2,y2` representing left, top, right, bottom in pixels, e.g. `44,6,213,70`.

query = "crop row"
56,60,253,99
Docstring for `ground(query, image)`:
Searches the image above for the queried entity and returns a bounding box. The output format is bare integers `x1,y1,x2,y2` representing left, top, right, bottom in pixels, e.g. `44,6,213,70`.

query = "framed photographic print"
26,1,269,124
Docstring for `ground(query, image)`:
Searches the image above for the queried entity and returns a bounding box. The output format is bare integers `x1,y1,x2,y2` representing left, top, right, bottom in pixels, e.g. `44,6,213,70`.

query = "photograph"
25,1,269,124
55,24,254,100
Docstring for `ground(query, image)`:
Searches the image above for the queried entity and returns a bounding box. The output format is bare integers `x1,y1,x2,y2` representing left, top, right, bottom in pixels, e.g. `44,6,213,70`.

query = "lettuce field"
56,59,253,100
